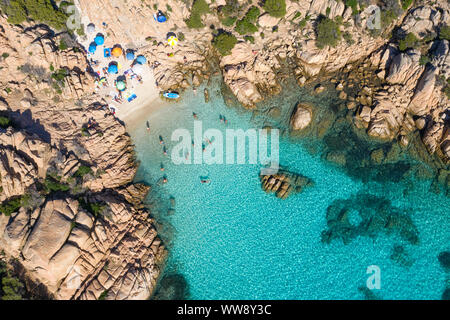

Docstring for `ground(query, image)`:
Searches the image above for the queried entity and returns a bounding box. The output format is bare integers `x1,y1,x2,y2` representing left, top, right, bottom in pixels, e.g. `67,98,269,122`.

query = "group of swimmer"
149,111,221,186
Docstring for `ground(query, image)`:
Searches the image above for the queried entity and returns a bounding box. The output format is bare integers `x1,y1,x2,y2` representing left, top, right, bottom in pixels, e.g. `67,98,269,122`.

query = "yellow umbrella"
167,36,178,47
112,47,123,57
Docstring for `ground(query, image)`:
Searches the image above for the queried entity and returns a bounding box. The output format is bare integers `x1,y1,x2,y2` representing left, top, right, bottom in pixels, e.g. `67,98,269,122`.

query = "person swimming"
159,135,164,145
200,179,210,184
160,163,164,171
219,115,223,123
163,176,168,184
184,150,190,160
191,139,195,147
192,112,198,119
146,121,150,132
163,146,168,156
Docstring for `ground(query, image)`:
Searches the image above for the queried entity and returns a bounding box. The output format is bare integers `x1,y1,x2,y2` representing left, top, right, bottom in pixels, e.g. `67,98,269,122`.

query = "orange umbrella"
111,47,123,57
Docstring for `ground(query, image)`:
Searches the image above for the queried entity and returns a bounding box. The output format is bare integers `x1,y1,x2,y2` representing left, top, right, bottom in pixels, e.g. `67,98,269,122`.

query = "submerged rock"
321,192,419,245
438,251,450,271
259,168,314,199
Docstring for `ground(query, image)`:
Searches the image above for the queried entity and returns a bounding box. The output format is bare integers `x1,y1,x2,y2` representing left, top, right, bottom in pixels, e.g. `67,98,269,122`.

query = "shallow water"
130,78,449,300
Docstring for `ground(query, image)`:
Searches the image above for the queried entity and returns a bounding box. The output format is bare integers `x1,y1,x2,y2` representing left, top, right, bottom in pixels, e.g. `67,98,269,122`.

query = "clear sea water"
130,78,449,300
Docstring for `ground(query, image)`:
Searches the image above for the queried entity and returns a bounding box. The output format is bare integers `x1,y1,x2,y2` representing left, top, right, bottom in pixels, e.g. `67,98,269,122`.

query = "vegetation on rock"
0,194,30,216
185,0,210,29
0,260,25,300
234,6,260,35
315,16,341,49
399,32,419,51
0,0,69,30
212,31,237,56
263,0,286,18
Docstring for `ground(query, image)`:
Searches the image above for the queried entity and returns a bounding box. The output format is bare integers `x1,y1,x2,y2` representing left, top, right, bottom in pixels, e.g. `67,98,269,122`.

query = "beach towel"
104,48,111,58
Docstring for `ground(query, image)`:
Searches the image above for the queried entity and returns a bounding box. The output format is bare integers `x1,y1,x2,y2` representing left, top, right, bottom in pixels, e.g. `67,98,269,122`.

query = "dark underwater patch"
153,273,189,300
321,192,419,245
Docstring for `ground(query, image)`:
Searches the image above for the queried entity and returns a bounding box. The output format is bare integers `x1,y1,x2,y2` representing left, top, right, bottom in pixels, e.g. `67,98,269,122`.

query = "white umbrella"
132,63,144,74
87,23,95,33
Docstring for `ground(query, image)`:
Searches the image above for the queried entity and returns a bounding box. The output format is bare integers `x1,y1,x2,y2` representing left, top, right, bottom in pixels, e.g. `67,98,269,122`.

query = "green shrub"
185,0,210,29
292,11,301,21
42,175,69,193
0,0,69,30
51,68,69,87
212,32,237,56
0,116,10,128
343,31,354,45
399,32,419,51
74,165,92,178
419,55,431,66
0,262,24,300
345,0,358,15
78,198,105,217
0,194,30,216
439,25,450,41
245,6,260,23
263,0,286,18
178,32,185,41
1,53,9,59
58,39,68,51
235,19,258,35
400,0,413,10
98,289,109,300
298,16,309,29
234,6,260,35
221,16,237,27
315,16,341,49
244,35,255,44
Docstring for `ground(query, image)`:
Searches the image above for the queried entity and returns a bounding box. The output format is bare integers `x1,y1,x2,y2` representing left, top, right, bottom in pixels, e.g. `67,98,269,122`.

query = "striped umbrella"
167,36,178,47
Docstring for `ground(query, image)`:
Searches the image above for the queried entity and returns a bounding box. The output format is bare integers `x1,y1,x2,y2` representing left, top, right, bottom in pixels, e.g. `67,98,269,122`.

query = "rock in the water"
290,103,313,131
259,168,314,199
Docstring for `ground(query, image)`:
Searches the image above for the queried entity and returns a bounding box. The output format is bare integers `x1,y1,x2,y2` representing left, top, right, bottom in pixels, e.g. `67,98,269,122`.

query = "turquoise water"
130,79,449,299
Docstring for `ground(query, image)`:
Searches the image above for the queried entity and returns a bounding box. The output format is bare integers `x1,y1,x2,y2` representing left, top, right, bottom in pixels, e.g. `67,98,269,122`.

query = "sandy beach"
75,9,170,130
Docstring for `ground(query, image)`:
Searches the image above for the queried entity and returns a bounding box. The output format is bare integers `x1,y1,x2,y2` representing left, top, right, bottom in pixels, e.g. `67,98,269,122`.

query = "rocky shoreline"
0,15,166,299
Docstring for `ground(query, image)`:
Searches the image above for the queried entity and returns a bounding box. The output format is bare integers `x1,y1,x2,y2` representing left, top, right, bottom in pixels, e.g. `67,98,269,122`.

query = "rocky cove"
0,0,448,300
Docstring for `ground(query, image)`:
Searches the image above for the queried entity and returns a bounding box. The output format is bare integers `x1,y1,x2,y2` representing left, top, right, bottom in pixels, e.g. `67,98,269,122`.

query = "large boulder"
258,13,280,29
290,103,313,130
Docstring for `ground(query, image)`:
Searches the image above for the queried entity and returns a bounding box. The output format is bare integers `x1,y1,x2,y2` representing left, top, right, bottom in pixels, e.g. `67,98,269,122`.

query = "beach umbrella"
132,63,143,74
116,80,126,91
87,23,95,33
108,64,118,74
94,34,104,45
88,42,97,53
136,55,146,64
167,35,178,47
126,51,135,60
156,11,167,23
112,47,123,57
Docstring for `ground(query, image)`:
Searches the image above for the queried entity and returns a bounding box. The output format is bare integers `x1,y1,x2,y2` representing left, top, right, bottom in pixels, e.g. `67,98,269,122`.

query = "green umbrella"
116,80,126,91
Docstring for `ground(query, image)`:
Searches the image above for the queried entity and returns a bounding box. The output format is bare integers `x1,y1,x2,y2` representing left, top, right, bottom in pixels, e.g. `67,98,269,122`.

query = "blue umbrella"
108,64,118,74
126,51,135,60
88,43,97,53
157,12,167,23
94,34,104,45
136,55,146,64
